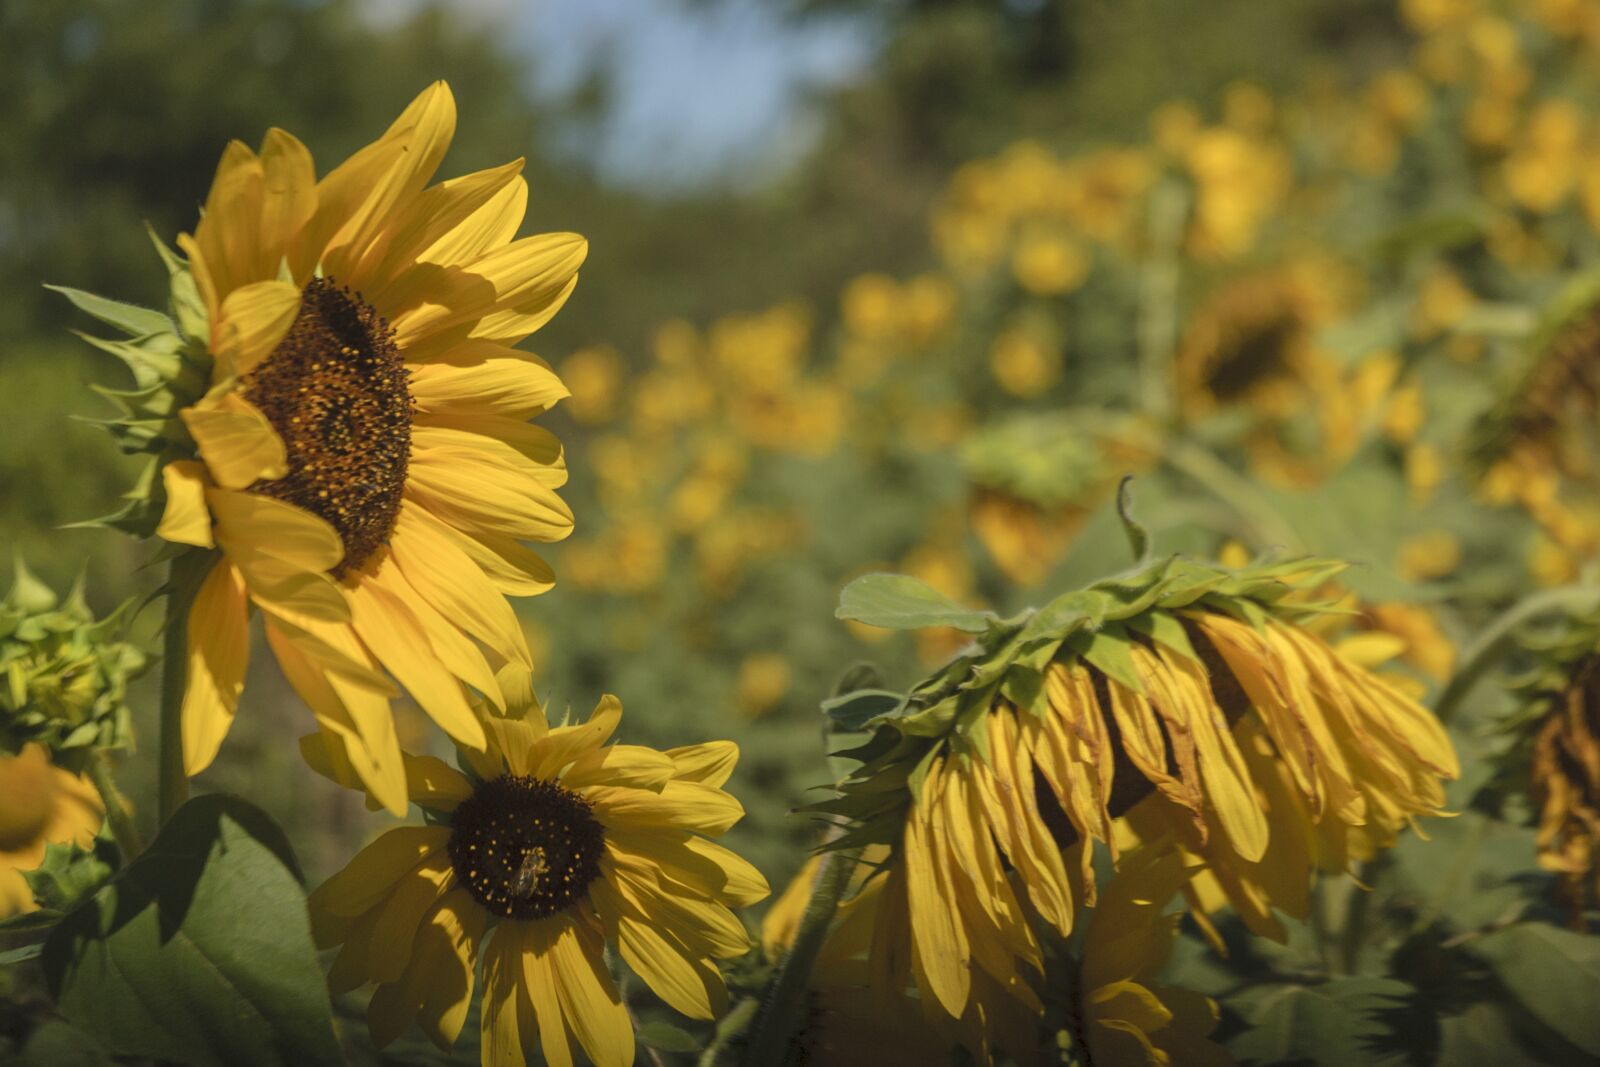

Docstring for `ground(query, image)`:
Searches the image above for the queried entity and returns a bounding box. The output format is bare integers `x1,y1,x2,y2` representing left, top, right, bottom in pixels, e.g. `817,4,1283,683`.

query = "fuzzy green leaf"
1468,921,1600,1054
47,285,174,339
836,574,995,632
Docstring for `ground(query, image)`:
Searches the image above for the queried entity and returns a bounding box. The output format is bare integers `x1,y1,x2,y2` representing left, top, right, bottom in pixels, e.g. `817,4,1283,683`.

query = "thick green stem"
1163,438,1302,552
84,749,144,858
739,845,864,1067
158,551,213,825
1433,584,1600,724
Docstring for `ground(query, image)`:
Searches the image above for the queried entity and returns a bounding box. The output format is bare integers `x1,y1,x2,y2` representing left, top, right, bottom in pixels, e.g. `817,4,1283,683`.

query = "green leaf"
1229,977,1420,1067
47,285,174,338
820,689,905,731
1071,625,1144,694
1116,475,1150,562
41,794,338,1067
636,1021,701,1052
1468,921,1600,1054
835,574,994,632
1127,610,1198,662
11,1018,115,1067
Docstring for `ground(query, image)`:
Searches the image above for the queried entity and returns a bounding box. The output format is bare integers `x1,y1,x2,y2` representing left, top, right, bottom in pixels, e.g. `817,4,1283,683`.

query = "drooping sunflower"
826,554,1458,1054
0,743,103,917
65,83,583,813
306,696,768,1067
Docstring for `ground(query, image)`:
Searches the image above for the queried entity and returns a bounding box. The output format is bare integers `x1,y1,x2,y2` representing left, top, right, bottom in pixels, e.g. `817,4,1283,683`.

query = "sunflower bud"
0,560,147,768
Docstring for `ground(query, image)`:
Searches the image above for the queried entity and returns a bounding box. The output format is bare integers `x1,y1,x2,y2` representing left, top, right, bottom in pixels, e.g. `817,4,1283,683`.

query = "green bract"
0,559,147,768
53,231,211,537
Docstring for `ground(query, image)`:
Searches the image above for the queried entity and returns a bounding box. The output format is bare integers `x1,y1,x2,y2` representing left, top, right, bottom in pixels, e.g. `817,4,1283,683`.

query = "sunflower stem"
85,749,144,858
1432,583,1600,724
740,842,863,1067
157,551,213,825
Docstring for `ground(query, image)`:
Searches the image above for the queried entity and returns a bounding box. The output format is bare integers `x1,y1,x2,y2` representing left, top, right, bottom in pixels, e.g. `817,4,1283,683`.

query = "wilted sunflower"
306,696,767,1067
1489,608,1600,925
63,83,583,812
825,553,1458,1050
0,744,103,917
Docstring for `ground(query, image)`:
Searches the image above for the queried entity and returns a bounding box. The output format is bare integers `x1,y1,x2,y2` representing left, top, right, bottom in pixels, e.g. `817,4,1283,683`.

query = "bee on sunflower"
59,83,584,815
822,550,1458,1058
306,695,768,1067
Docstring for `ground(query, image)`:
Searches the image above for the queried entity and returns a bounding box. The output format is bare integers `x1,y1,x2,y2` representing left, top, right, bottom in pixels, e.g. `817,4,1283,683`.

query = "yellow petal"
520,922,575,1067
411,891,486,1049
320,83,458,285
547,913,633,1067
360,160,527,300
214,280,300,377
589,878,720,1020
364,551,505,710
480,925,534,1067
269,623,407,816
411,418,567,488
345,576,485,751
309,825,450,921
561,745,677,791
585,779,744,837
408,353,569,419
208,487,349,621
193,140,265,312
367,851,455,983
388,504,531,669
157,460,215,548
663,741,738,787
256,128,317,273
180,560,250,775
405,448,573,542
181,391,287,490
530,694,622,778
605,829,769,908
390,232,587,349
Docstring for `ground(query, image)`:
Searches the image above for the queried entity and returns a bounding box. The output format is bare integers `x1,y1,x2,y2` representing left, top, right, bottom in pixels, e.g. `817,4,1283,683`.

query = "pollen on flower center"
447,773,606,920
241,277,412,577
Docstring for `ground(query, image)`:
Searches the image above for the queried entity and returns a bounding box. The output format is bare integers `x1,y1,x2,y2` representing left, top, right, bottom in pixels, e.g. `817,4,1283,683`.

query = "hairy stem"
1433,584,1600,724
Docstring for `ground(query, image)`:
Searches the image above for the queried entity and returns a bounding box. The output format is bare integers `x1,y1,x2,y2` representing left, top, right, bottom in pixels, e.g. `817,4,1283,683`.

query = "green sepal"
21,832,119,915
1071,624,1145,693
45,285,174,339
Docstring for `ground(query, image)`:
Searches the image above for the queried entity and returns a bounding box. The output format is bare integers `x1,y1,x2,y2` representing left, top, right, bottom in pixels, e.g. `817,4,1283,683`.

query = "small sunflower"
306,696,768,1067
66,83,584,812
0,743,103,917
826,554,1458,1052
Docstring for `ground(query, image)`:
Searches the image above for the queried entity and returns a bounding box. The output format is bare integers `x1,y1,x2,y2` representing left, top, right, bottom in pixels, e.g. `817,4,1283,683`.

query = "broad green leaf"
835,573,994,632
12,1018,115,1067
1469,921,1600,1054
1229,977,1420,1067
41,794,339,1067
47,285,175,338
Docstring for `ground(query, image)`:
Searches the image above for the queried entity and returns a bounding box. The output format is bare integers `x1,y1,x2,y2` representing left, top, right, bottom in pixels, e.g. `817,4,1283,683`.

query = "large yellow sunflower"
306,696,768,1067
0,743,104,917
827,556,1458,1057
101,83,584,813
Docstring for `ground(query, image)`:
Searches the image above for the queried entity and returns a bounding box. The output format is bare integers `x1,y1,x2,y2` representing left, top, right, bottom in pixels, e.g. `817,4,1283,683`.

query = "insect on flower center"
447,773,606,921
241,277,412,577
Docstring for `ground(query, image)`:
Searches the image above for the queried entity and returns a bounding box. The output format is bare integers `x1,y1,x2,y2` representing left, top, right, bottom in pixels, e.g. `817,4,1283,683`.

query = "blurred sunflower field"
6,0,1600,1064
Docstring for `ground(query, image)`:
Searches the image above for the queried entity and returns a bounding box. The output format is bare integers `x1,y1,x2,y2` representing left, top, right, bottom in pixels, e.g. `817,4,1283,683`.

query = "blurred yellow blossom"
989,327,1062,398
560,344,625,425
1011,229,1090,295
736,653,792,719
1397,529,1463,583
1503,99,1584,213
1406,442,1446,503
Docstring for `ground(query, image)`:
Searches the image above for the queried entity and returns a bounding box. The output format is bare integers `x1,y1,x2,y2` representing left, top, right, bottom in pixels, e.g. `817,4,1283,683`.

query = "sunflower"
826,555,1458,1053
68,83,583,813
1073,847,1229,1067
306,695,768,1067
0,743,103,917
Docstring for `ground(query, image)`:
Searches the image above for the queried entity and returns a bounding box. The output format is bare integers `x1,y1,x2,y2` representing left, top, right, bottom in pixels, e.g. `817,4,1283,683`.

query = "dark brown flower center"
447,773,606,920
241,277,411,577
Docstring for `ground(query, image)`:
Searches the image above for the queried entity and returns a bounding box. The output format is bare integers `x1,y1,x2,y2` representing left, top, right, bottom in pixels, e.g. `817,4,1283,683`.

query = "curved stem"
739,843,863,1067
84,749,144,858
1433,584,1600,724
1163,438,1302,552
158,551,213,824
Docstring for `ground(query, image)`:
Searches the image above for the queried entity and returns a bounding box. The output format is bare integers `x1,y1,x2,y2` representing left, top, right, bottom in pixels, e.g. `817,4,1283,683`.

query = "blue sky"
363,0,877,187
